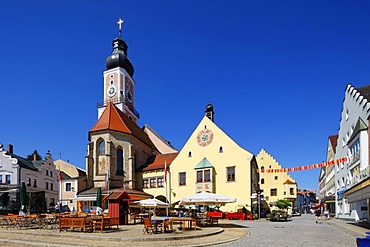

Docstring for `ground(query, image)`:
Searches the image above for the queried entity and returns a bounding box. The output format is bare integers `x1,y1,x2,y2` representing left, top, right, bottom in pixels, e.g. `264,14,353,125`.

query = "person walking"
315,209,321,223
324,209,329,220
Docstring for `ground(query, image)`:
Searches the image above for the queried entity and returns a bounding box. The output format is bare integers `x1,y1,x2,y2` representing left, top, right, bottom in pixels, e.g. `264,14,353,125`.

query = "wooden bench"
225,212,245,220
207,212,223,225
59,217,89,233
93,217,120,233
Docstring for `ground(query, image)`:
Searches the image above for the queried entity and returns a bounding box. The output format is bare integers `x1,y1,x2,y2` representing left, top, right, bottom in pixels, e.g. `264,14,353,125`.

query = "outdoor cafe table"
168,217,196,232
151,216,168,233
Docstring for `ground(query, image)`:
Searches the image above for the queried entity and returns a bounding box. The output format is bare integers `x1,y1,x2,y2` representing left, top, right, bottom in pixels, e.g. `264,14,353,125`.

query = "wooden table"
169,217,196,232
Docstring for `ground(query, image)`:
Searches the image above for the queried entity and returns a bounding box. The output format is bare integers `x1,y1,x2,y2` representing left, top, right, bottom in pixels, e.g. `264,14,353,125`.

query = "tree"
276,199,291,210
26,150,42,161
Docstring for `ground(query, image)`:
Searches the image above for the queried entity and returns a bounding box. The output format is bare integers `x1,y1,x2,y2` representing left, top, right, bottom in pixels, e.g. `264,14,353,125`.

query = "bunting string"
257,157,347,173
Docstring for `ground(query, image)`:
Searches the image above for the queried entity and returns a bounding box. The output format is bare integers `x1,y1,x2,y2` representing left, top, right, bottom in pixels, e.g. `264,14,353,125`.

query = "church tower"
86,19,156,191
97,19,139,123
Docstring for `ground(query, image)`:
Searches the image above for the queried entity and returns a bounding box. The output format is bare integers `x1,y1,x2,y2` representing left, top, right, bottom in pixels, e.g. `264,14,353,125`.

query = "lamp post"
256,189,263,220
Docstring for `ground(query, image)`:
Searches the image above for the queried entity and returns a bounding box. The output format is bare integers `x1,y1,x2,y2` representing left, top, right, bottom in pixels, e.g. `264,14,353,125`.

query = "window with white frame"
66,183,72,192
196,169,211,183
143,179,149,189
150,178,157,188
349,139,360,165
157,177,164,187
5,175,11,184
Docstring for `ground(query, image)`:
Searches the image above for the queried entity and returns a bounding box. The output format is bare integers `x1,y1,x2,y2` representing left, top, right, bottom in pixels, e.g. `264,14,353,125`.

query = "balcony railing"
97,98,140,119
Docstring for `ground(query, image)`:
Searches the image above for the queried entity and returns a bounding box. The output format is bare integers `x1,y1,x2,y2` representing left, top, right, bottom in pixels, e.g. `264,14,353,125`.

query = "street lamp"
256,189,263,220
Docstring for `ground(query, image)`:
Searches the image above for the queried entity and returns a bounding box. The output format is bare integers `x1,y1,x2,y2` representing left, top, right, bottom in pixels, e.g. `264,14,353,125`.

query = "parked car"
267,210,288,221
292,210,301,217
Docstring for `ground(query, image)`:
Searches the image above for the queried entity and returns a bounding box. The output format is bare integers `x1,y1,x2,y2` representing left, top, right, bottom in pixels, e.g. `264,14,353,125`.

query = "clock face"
197,129,214,147
127,91,133,102
107,85,116,97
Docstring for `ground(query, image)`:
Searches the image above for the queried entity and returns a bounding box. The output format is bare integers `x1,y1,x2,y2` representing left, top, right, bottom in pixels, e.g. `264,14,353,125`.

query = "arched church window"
261,178,265,184
219,146,223,153
117,148,124,175
98,140,105,155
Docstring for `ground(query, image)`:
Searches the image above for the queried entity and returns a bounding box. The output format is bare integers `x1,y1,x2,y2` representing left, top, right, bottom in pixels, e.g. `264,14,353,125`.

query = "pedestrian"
315,209,321,223
324,209,329,220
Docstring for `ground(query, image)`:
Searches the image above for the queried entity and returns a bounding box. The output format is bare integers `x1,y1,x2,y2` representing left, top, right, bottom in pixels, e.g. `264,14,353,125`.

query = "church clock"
107,84,116,97
197,129,214,147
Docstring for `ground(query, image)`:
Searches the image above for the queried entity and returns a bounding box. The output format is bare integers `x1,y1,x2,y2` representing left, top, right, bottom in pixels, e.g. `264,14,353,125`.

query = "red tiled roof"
357,85,370,101
283,179,296,185
329,134,338,154
141,153,178,171
89,102,155,149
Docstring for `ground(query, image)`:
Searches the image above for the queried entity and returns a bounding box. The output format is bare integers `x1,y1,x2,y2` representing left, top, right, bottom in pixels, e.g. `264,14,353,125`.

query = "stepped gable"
258,148,296,183
5,152,37,171
89,102,155,149
138,152,178,172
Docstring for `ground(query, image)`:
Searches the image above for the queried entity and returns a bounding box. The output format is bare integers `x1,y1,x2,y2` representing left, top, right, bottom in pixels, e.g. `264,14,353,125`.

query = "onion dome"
105,37,135,77
205,103,214,112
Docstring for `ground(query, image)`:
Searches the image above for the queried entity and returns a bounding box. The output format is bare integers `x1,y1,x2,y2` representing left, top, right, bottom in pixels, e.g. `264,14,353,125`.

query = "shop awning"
74,196,96,202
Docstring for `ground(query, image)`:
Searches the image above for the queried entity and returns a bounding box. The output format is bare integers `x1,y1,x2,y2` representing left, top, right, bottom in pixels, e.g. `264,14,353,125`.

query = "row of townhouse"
319,84,370,221
0,144,59,213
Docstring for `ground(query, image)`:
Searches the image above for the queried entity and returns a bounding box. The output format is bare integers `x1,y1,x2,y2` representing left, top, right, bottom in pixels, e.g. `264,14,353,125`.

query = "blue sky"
2,1,370,190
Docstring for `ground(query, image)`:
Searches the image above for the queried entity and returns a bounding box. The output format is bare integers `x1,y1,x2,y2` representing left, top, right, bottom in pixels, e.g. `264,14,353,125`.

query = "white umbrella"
180,191,236,206
132,198,169,208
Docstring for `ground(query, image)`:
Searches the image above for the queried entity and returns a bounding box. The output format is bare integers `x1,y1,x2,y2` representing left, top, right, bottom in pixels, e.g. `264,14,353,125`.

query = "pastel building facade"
168,105,260,212
256,149,297,211
336,84,370,220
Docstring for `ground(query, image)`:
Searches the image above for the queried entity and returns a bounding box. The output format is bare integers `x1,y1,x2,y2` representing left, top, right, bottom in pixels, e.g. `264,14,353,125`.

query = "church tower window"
117,148,124,175
98,140,105,154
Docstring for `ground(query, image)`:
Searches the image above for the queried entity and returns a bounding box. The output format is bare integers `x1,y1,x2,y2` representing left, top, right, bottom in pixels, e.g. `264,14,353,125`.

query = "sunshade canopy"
132,198,169,208
180,191,236,206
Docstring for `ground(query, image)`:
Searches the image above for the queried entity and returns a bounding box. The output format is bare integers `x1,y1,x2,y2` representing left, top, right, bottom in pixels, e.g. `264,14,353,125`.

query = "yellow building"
167,104,259,212
256,149,297,211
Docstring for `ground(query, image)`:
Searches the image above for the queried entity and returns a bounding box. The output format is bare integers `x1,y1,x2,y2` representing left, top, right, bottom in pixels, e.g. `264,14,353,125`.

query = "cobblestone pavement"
0,221,247,247
0,214,367,246
219,214,362,247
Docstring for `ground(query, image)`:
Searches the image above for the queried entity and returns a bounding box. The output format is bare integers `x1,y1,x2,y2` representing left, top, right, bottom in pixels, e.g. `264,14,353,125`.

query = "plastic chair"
356,237,370,247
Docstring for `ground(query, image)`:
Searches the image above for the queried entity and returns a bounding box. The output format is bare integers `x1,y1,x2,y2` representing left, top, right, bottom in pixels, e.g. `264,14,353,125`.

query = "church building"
76,20,174,212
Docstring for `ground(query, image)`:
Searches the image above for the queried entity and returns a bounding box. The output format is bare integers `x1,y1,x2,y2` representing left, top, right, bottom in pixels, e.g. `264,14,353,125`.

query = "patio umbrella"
96,187,102,208
132,198,169,208
19,181,28,214
96,187,102,215
179,191,236,206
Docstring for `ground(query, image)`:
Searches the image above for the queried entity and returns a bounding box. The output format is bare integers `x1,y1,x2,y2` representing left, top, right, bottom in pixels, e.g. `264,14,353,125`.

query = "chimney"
8,144,13,154
33,154,37,161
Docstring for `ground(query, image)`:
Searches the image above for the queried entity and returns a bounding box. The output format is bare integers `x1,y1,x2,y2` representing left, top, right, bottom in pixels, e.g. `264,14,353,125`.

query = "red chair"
143,218,155,234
